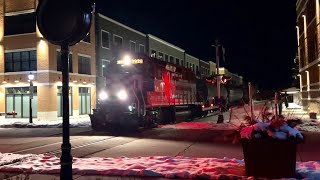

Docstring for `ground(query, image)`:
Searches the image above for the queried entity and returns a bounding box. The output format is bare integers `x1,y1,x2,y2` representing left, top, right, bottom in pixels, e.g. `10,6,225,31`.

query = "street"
0,116,243,160
0,115,319,161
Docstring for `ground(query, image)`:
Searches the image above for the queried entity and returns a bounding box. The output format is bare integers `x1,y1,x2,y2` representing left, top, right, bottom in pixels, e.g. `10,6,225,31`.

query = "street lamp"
28,72,35,123
212,39,224,123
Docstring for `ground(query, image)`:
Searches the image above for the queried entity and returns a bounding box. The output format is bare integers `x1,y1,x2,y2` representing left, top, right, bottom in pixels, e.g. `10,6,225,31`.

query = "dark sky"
96,0,297,90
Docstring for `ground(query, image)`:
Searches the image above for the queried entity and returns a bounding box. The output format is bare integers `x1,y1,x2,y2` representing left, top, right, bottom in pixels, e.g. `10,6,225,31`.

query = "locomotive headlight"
99,91,108,100
117,90,128,100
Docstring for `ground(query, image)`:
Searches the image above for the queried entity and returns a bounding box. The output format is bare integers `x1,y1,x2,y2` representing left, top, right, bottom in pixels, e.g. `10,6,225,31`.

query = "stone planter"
241,138,297,179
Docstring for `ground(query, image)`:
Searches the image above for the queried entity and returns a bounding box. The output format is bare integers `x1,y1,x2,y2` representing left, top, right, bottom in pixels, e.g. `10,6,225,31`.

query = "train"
89,54,247,131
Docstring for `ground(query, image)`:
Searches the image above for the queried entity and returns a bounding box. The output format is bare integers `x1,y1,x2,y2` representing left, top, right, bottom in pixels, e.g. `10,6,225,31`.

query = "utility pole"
212,39,224,123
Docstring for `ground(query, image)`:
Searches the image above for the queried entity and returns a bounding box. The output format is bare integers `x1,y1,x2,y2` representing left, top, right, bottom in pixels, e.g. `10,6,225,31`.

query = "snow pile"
0,153,319,179
0,117,91,128
297,161,320,179
0,153,33,166
297,120,320,132
159,122,238,131
0,153,245,179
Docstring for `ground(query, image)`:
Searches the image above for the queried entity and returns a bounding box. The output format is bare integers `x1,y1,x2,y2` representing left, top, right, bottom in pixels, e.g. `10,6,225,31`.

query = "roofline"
199,59,209,64
98,13,146,37
147,34,185,52
185,53,198,60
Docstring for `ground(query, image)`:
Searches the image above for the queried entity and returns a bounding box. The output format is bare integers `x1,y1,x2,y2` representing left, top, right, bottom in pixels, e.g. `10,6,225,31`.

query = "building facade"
0,0,96,121
296,0,320,111
199,59,210,78
147,34,185,66
185,53,199,75
95,14,147,95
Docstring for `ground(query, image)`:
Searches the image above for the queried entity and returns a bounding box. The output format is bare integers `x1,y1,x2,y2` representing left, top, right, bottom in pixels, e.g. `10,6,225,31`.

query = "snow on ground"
159,122,239,131
0,116,91,128
0,153,319,179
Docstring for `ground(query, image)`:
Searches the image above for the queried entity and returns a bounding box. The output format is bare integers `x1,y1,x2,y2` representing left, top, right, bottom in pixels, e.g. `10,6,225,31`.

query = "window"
6,87,37,118
139,44,145,53
79,87,91,115
151,49,157,58
158,52,164,61
101,30,110,48
4,12,36,36
102,59,110,77
181,60,184,66
5,50,37,72
186,62,189,68
196,66,199,73
57,87,72,117
113,35,123,49
176,58,180,65
82,33,90,43
169,56,174,64
165,54,169,62
57,51,73,72
130,41,136,52
78,55,91,75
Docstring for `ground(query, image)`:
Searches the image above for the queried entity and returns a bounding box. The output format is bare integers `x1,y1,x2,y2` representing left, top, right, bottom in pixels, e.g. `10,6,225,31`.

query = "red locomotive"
90,54,245,131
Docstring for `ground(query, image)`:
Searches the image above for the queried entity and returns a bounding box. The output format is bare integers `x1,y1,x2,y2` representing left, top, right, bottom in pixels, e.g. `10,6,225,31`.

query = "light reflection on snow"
0,153,319,179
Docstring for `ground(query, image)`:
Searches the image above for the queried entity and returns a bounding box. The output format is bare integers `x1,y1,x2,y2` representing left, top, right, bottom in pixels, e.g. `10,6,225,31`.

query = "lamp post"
212,39,224,123
28,73,34,123
36,1,95,179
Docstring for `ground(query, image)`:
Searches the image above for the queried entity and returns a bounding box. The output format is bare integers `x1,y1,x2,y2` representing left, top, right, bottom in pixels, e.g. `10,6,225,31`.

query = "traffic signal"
221,75,232,84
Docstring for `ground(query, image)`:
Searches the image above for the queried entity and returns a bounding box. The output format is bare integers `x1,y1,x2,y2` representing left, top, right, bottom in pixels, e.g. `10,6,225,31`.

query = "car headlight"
99,91,108,100
117,90,128,100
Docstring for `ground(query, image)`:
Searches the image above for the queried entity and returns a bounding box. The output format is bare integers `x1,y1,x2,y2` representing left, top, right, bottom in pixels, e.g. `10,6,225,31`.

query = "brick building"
296,0,320,111
0,0,96,121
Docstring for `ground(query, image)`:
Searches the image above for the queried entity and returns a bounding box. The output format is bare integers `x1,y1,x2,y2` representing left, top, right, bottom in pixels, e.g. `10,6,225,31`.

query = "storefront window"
5,87,37,118
57,87,72,117
79,87,91,115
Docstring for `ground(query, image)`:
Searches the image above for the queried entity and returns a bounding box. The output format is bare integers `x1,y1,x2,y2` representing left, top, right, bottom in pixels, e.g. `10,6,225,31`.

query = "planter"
242,138,297,179
309,112,317,119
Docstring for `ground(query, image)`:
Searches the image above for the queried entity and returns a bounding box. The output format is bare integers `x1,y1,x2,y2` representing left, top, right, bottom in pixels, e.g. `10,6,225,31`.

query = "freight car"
90,54,245,131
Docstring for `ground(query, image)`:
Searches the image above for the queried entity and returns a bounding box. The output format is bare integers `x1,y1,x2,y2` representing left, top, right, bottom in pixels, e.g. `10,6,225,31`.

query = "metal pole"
274,92,278,121
214,40,224,123
29,81,33,124
248,82,254,122
60,44,73,180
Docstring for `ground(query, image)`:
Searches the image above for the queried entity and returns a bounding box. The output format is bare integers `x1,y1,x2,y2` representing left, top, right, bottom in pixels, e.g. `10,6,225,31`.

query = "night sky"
96,0,297,91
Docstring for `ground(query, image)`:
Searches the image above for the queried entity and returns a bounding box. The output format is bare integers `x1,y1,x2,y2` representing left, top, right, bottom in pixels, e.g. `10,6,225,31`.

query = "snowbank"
0,153,319,179
0,117,91,128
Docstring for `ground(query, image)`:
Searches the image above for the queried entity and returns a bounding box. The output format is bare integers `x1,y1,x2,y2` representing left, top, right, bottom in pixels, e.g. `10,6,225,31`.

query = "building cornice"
185,53,198,60
1,70,96,78
98,14,146,37
148,34,185,52
5,9,35,16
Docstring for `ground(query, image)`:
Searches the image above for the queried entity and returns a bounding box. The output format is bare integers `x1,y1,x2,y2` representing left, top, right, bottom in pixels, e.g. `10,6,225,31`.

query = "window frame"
78,54,91,75
113,34,123,49
101,59,110,77
130,40,136,52
101,30,110,49
4,49,37,72
139,44,145,53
